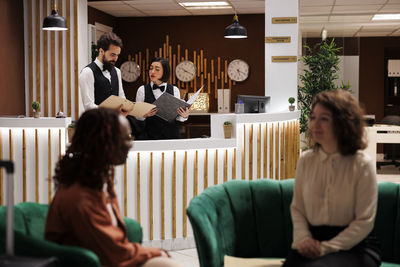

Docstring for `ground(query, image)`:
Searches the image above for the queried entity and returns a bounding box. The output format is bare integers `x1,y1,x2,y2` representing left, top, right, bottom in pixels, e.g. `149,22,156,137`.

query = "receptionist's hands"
143,108,157,118
118,104,130,117
177,107,190,119
297,237,321,259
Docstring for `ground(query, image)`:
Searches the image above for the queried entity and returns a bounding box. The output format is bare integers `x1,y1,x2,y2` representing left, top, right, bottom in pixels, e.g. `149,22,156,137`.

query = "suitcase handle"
0,160,14,174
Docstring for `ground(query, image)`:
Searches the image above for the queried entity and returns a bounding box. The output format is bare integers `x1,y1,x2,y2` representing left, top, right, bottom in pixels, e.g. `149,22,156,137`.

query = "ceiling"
88,0,400,37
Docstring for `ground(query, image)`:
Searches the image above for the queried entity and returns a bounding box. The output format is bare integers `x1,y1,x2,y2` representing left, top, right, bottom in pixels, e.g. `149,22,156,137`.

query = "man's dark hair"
97,32,123,52
53,108,125,195
149,57,170,82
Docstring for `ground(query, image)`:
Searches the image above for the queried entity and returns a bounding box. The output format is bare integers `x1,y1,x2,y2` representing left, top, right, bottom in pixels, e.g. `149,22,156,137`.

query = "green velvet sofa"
187,179,400,267
0,202,142,266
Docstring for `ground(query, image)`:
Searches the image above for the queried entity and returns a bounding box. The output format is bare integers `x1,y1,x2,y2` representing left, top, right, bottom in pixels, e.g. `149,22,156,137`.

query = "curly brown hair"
308,89,367,155
54,108,127,193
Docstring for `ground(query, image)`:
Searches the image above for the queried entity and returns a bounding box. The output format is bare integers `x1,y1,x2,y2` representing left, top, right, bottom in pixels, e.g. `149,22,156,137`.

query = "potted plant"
288,97,295,111
223,121,233,139
298,39,351,134
67,122,75,143
32,101,40,118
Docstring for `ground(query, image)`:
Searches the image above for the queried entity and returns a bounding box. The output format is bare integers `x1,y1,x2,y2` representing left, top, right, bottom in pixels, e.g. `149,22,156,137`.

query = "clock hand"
236,69,245,75
182,68,191,74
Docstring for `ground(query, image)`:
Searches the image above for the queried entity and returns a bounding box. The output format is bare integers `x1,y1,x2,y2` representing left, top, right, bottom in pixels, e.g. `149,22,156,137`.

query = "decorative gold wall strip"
35,129,39,202
263,123,267,178
257,124,261,179
137,153,141,224
223,149,228,182
232,148,236,180
269,124,274,178
272,17,298,24
43,0,49,116
194,150,198,196
51,30,56,116
124,162,127,217
0,130,3,205
214,150,218,185
161,152,165,239
272,56,297,63
280,123,285,180
265,36,291,43
149,152,153,240
22,130,26,202
48,129,52,202
204,149,208,189
66,0,71,116
58,2,64,113
241,125,245,180
74,0,79,120
35,0,41,108
249,124,253,180
28,0,33,117
172,151,176,238
183,151,188,237
275,123,279,180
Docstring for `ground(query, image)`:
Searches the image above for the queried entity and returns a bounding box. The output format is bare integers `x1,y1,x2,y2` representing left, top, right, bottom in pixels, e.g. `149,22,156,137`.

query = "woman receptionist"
135,57,190,140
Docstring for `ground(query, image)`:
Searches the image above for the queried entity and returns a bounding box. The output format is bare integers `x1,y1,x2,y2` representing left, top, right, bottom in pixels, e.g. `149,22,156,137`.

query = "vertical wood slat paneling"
223,149,228,182
43,0,48,116
66,0,71,116
22,130,26,202
48,129,52,203
0,130,3,205
204,149,208,189
269,123,274,179
58,2,64,113
249,124,253,180
149,153,153,240
257,124,261,179
35,129,39,202
263,123,267,178
74,0,79,120
183,151,187,238
232,148,236,180
280,123,285,179
172,151,176,238
241,125,245,180
137,153,141,224
214,150,218,185
28,0,33,117
275,123,279,180
35,0,41,110
9,130,14,204
161,152,165,240
51,28,56,116
194,150,198,197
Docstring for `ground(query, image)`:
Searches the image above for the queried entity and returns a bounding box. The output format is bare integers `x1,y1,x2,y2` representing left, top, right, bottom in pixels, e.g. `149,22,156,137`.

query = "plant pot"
223,124,232,139
67,128,75,143
33,110,40,118
289,105,295,112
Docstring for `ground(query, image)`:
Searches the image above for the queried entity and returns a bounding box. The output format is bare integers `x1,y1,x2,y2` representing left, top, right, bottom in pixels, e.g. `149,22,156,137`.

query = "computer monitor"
236,95,270,113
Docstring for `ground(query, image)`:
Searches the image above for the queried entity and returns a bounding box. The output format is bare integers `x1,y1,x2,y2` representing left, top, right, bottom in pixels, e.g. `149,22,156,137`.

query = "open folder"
224,256,284,267
99,95,156,118
153,86,204,122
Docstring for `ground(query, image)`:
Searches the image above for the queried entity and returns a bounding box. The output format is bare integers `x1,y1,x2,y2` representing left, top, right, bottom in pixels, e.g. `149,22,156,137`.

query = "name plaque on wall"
272,17,297,24
265,37,291,43
271,56,297,62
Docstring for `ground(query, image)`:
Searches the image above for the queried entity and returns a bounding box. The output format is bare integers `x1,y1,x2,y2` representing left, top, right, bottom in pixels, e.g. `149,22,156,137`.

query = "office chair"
376,115,400,170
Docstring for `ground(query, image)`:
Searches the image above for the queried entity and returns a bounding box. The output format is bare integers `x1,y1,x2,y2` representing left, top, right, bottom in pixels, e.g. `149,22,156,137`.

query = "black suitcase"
0,160,58,266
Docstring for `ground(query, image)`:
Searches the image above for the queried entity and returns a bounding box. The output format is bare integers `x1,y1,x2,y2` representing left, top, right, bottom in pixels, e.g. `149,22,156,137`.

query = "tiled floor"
169,248,200,267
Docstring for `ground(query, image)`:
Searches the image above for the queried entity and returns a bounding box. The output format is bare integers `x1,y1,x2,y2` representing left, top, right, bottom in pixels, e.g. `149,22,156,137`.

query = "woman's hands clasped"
297,237,321,259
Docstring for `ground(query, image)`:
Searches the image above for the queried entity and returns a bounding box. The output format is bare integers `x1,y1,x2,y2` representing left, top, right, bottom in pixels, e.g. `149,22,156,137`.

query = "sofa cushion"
15,202,49,240
0,205,27,235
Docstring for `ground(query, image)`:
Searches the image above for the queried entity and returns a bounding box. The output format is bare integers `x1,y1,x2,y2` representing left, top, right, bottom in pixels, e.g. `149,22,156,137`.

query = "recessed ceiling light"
179,1,232,10
372,14,400,20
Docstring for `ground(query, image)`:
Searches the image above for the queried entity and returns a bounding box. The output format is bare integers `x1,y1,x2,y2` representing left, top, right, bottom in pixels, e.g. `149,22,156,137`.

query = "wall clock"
120,61,141,82
175,60,197,82
227,59,249,82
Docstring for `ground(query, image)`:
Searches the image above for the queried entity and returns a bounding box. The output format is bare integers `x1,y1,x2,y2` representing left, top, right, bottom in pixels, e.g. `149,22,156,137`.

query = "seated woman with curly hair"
45,108,181,267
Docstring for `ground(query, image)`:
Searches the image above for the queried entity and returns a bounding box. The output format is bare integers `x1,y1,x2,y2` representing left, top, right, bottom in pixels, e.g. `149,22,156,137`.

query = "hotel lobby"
1,0,400,266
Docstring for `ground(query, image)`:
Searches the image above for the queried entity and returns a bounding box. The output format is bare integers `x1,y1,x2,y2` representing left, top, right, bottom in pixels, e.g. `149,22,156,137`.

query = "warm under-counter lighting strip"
373,14,400,20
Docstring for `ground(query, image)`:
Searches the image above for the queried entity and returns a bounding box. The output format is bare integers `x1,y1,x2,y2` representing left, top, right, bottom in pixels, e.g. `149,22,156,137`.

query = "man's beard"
102,55,115,71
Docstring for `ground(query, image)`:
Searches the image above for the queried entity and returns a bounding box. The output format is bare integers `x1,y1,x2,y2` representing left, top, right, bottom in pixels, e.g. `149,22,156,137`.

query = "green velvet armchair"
187,179,400,267
0,202,142,267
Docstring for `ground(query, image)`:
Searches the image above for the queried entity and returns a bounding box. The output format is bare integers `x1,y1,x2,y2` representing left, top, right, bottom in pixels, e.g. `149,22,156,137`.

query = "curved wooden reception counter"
0,112,300,250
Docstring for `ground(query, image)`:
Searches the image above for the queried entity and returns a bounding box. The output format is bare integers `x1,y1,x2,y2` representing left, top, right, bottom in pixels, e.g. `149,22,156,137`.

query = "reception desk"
0,112,300,250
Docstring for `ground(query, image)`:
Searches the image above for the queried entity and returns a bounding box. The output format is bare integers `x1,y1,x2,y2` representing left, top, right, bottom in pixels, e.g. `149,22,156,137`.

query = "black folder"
152,92,191,122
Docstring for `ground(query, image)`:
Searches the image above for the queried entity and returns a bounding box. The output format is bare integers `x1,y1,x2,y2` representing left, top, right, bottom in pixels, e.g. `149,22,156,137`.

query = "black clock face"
120,61,140,82
176,61,197,82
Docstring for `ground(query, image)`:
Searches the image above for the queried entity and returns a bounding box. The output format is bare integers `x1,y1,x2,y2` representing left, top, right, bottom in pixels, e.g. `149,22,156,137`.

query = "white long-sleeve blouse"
290,148,378,256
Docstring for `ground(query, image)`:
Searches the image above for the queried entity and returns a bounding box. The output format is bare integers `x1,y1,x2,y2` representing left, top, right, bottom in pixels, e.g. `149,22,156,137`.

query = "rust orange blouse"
45,182,150,267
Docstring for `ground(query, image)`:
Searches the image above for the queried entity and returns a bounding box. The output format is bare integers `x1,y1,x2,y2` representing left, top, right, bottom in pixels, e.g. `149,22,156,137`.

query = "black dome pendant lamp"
224,13,247,39
42,1,67,31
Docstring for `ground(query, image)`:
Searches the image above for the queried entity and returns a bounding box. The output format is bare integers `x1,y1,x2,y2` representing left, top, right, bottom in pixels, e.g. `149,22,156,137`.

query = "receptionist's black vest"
144,84,180,140
87,62,119,105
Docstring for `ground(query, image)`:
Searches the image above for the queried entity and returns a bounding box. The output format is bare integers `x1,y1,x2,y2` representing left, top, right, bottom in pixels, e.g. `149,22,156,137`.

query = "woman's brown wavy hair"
308,89,367,155
54,108,125,193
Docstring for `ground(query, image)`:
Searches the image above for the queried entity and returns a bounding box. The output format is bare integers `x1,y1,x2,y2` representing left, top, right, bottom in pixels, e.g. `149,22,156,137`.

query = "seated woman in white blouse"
135,57,190,140
283,90,381,267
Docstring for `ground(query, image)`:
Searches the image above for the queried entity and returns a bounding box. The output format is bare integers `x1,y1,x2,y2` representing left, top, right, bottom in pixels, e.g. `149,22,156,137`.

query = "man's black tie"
152,84,165,92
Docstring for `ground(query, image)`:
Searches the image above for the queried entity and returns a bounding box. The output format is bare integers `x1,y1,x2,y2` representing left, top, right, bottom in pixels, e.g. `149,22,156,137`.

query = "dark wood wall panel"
0,0,25,115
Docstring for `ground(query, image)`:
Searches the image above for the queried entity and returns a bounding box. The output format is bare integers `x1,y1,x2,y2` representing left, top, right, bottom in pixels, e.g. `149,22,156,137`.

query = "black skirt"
283,225,381,267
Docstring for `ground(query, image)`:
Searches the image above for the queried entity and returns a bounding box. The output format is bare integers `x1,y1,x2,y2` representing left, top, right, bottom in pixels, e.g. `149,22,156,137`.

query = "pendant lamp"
43,1,67,31
224,14,247,39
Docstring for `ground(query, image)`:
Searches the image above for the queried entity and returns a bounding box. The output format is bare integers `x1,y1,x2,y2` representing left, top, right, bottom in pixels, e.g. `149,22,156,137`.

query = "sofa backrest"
200,179,400,263
15,202,49,240
0,205,27,235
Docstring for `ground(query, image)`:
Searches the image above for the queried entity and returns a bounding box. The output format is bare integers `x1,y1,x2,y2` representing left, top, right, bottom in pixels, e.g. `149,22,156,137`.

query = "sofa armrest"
0,230,101,267
123,217,142,243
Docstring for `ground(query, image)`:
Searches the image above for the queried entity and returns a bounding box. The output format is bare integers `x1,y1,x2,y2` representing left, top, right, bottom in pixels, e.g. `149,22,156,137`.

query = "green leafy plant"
224,121,232,125
68,122,75,128
32,101,40,111
298,39,350,133
288,97,295,106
